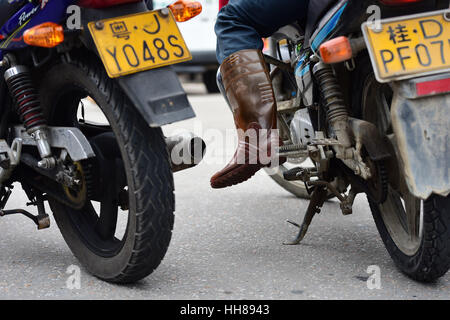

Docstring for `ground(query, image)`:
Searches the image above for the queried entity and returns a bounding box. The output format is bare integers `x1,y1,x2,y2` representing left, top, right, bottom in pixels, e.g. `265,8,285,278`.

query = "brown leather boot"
210,49,283,189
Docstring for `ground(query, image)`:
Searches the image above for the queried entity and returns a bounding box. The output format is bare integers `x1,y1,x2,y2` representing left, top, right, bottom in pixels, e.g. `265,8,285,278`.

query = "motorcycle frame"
266,0,450,200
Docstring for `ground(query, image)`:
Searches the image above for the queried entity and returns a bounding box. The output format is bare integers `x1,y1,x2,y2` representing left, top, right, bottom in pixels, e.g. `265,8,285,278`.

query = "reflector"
416,78,450,97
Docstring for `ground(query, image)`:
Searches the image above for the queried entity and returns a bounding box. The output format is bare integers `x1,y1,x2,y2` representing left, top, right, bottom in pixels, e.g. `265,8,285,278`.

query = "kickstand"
283,186,328,245
0,195,50,230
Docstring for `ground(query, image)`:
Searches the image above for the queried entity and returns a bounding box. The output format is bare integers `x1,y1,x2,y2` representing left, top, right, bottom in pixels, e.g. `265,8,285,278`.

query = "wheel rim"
363,74,423,256
49,86,129,258
379,186,423,255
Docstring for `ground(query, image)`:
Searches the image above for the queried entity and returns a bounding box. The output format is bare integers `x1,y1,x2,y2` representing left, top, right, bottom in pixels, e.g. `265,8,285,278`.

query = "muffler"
165,133,206,172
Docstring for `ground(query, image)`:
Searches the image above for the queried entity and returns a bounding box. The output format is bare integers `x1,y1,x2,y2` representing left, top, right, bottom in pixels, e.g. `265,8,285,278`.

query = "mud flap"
391,82,450,199
117,66,195,127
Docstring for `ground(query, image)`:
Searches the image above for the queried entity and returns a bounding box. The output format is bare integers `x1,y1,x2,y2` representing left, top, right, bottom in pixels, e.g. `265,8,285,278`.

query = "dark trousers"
214,0,309,64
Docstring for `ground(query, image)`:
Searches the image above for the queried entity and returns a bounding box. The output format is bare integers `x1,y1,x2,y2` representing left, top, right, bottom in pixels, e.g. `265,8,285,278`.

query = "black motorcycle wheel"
38,53,175,283
353,55,450,282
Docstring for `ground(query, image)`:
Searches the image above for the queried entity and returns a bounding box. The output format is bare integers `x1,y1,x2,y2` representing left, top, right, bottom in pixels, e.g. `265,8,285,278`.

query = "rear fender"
117,66,195,126
391,74,450,199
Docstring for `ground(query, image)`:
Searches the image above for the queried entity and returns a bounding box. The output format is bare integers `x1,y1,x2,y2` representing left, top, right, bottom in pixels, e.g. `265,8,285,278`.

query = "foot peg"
0,209,50,229
283,167,318,182
283,167,304,181
0,195,50,230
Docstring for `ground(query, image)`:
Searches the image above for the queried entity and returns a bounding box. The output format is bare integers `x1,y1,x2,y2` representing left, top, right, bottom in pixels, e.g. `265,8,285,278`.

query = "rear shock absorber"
3,57,54,168
313,61,352,155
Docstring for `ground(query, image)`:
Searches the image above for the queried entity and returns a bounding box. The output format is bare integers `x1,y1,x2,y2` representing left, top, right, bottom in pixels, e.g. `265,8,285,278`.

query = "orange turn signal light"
23,22,64,48
319,36,353,64
168,0,202,22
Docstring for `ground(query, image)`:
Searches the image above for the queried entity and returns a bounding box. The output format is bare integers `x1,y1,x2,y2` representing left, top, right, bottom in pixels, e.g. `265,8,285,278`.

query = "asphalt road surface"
0,83,448,300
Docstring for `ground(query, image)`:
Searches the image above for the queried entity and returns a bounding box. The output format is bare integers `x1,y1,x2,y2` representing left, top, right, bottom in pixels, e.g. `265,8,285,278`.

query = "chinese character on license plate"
362,10,450,82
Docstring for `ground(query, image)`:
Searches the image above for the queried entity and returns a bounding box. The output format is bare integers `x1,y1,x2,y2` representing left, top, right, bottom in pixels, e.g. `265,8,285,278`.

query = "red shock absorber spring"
4,65,46,131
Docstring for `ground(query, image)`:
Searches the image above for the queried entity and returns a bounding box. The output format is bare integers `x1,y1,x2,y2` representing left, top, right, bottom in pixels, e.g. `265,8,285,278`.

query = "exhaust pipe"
165,133,206,172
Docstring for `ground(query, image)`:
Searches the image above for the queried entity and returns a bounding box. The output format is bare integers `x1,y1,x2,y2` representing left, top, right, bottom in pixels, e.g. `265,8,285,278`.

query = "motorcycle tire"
39,52,175,284
353,54,450,282
370,195,450,282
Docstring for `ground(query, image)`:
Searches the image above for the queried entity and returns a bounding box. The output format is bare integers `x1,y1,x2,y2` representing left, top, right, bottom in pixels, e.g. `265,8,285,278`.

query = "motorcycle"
218,0,450,282
0,0,205,283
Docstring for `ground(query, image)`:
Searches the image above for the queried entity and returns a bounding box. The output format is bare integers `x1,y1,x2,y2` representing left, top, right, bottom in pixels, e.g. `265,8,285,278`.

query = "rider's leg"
211,0,309,189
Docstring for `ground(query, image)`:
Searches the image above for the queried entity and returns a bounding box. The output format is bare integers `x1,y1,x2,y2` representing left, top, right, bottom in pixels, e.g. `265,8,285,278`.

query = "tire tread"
49,53,175,284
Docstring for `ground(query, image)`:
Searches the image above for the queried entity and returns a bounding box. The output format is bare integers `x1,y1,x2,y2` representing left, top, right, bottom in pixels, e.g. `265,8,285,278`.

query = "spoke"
389,189,409,231
404,193,421,240
96,199,119,240
79,202,99,226
78,122,112,139
94,156,120,240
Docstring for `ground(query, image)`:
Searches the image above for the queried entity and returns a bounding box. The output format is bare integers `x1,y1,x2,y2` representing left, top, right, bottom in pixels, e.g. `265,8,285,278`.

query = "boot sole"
211,164,262,189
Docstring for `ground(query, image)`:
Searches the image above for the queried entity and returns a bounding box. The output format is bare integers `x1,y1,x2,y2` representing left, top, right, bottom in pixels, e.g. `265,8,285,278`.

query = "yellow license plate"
88,9,192,78
362,10,450,82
